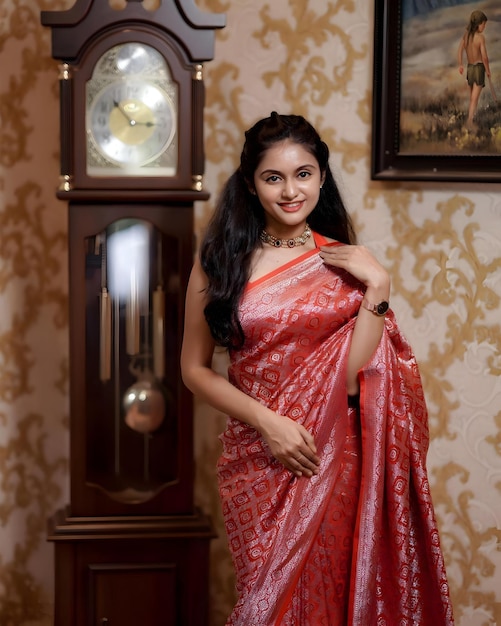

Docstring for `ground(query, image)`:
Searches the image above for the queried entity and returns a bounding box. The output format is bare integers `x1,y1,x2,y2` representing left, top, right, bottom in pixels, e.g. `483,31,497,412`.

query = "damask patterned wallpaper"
0,1,499,625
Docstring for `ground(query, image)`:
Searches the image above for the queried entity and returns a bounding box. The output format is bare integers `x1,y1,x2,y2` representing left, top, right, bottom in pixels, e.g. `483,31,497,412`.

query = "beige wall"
0,1,499,624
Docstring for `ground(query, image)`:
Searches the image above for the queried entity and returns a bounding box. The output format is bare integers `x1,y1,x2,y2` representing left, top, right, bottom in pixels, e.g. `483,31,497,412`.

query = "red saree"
217,235,454,625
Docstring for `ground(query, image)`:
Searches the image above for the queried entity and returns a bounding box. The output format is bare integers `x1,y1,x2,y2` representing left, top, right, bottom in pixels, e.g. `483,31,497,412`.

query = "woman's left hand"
319,244,389,290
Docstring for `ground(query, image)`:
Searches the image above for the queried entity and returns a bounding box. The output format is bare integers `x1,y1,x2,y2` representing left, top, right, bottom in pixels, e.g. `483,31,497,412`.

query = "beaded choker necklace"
259,224,312,248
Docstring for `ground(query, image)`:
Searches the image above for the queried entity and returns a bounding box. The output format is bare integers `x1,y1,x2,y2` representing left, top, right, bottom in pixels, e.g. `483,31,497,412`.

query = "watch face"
86,43,178,177
376,301,389,316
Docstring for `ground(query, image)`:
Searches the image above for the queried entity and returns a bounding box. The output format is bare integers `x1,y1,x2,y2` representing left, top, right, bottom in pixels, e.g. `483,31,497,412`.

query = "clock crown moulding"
41,0,226,62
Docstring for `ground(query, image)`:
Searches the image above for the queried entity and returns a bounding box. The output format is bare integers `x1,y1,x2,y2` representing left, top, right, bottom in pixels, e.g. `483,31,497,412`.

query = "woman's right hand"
259,413,320,478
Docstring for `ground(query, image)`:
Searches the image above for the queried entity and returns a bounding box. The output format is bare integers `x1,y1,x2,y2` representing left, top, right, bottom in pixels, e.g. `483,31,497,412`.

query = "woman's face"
253,139,324,236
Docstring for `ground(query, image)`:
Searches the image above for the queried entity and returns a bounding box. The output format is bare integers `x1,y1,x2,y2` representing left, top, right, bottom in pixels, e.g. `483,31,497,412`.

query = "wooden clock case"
41,2,225,624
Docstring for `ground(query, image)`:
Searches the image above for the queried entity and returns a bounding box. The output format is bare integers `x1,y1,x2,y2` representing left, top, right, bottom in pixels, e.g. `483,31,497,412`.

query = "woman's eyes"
265,171,311,183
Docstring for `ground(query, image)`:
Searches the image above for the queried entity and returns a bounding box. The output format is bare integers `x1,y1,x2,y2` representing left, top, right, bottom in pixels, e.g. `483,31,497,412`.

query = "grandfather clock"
41,1,225,624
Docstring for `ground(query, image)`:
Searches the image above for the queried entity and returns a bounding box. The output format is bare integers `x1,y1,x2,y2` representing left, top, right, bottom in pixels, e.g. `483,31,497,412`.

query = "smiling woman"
180,112,454,625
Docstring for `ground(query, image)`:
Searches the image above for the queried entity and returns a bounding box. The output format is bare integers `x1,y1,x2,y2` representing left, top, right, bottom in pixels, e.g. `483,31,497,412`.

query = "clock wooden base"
48,507,216,626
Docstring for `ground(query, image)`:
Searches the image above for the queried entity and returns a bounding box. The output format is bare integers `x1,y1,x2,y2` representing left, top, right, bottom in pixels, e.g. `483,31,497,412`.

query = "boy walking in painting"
457,10,491,128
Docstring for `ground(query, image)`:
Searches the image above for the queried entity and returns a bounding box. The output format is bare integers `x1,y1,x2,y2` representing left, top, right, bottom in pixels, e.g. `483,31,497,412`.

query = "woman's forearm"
346,283,390,396
182,361,276,432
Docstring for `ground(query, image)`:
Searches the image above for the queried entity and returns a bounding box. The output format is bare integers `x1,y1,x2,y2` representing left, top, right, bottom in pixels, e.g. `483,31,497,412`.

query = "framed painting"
371,0,501,182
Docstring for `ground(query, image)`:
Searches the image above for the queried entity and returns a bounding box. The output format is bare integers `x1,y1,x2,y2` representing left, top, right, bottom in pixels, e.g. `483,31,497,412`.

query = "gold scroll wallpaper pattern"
0,0,499,625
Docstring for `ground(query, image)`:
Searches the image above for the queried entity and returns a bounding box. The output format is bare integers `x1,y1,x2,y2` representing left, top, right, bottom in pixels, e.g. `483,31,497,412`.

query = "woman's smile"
279,200,305,212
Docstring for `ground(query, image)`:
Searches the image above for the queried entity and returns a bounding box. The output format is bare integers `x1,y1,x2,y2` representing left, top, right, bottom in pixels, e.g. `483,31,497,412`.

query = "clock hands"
113,99,156,127
134,120,155,128
113,99,133,123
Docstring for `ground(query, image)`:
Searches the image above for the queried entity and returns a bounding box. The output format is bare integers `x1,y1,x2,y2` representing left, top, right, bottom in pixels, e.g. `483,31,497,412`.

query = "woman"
181,113,454,625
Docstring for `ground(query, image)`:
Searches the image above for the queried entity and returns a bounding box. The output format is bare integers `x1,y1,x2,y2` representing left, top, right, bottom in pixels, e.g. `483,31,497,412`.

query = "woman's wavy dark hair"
201,112,357,349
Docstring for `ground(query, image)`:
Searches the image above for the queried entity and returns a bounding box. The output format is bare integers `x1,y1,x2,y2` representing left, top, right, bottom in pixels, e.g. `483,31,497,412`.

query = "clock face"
86,43,179,177
89,80,176,167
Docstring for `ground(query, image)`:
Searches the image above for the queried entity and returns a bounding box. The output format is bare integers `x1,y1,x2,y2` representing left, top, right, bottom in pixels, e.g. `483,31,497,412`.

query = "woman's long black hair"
201,112,357,350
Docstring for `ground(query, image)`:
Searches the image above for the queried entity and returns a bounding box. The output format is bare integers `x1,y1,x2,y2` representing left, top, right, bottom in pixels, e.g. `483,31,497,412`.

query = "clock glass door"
85,218,180,503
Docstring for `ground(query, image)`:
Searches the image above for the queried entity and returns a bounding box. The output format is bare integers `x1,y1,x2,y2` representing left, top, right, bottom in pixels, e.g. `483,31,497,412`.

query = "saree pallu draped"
217,240,454,626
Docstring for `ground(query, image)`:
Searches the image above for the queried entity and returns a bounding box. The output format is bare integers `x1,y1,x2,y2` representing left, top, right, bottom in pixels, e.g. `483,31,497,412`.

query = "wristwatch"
362,297,389,316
